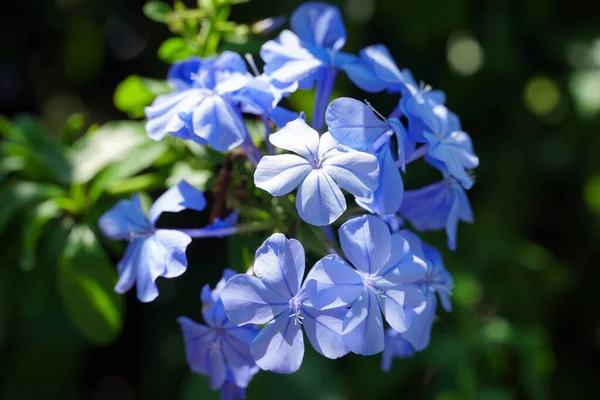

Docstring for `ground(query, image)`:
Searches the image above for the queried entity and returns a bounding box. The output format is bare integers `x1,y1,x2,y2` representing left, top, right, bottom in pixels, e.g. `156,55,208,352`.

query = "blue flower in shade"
381,328,415,372
418,106,479,188
342,45,406,94
220,234,349,374
306,215,427,355
326,97,408,215
254,117,379,226
178,269,260,396
260,2,355,89
398,240,453,353
98,181,206,302
400,178,474,251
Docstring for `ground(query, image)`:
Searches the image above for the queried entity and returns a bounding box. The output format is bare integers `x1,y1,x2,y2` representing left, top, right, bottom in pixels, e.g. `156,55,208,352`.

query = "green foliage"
143,1,173,23
58,225,124,345
114,75,171,118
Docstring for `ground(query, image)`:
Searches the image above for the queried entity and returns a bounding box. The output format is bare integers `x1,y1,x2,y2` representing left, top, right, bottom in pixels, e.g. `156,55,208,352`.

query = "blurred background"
1,0,600,399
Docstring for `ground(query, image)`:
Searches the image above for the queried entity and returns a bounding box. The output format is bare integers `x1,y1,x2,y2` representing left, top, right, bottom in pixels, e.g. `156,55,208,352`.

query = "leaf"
166,162,213,190
57,224,124,345
114,75,171,118
69,121,155,184
158,38,194,64
88,138,168,202
0,181,65,235
143,1,173,23
20,199,62,271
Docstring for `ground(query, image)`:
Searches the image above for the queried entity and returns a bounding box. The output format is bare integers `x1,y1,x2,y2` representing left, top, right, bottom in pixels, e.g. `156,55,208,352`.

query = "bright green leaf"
143,1,173,23
69,121,151,184
114,75,171,118
58,225,124,345
158,38,195,64
167,162,213,190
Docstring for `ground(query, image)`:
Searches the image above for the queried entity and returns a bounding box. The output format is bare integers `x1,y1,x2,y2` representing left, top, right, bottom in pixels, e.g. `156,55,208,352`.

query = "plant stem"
179,220,277,238
311,67,337,132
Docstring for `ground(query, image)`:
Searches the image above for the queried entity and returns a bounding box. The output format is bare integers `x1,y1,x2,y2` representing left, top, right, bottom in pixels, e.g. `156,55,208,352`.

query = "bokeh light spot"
523,76,560,116
447,33,485,76
484,318,511,343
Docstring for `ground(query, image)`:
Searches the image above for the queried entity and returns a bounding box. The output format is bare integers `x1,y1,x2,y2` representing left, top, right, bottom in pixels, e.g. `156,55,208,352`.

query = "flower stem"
178,220,277,238
405,143,430,164
311,67,337,132
388,104,403,119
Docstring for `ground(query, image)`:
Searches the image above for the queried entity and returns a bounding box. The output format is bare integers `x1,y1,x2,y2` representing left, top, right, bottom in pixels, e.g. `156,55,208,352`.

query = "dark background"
1,0,600,399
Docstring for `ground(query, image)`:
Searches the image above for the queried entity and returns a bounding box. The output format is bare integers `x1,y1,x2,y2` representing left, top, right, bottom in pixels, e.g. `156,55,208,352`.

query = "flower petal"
342,292,385,355
380,284,425,333
144,89,206,141
254,154,312,196
325,97,389,152
221,274,289,326
380,231,428,283
191,94,246,152
401,291,437,351
305,254,363,310
301,303,349,359
290,2,346,51
250,313,304,374
147,180,206,226
339,215,391,274
253,233,305,298
321,146,379,198
296,169,346,226
269,117,320,161
177,317,216,375
381,328,415,372
99,195,150,240
114,238,144,294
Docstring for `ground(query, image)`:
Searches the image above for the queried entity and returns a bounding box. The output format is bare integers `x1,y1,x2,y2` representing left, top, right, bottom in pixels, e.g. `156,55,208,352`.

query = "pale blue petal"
114,238,144,294
342,292,385,355
301,303,350,359
380,284,426,333
268,117,320,161
339,215,391,274
381,231,428,283
381,328,415,372
99,194,150,240
260,30,325,85
148,180,206,226
222,335,258,387
290,2,346,51
296,169,346,226
167,57,203,89
191,94,247,152
321,141,380,198
356,145,404,215
250,313,304,374
254,154,312,196
221,274,289,326
341,60,389,93
134,230,191,302
402,291,437,351
325,97,388,153
361,45,405,85
177,316,215,375
271,106,300,128
144,89,206,141
305,254,363,310
253,233,305,299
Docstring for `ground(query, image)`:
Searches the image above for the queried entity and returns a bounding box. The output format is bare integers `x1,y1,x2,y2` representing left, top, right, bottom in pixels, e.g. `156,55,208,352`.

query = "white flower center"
288,296,304,325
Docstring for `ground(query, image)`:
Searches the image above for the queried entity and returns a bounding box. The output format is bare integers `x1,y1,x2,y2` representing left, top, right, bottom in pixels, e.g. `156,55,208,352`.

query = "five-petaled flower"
178,269,260,397
98,180,206,302
306,215,427,355
220,233,349,374
254,117,379,226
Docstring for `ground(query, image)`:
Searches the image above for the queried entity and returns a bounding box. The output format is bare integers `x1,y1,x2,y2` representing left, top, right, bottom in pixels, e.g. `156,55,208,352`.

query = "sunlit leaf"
114,75,171,118
143,1,173,23
158,38,194,64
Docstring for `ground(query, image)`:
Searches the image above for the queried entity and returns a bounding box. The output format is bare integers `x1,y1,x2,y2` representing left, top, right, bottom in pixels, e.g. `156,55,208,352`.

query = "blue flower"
400,178,474,250
98,181,206,302
220,233,349,374
178,269,260,395
398,240,453,352
419,106,479,188
306,215,427,355
342,45,406,93
260,2,354,89
254,117,379,226
326,97,406,215
381,328,415,372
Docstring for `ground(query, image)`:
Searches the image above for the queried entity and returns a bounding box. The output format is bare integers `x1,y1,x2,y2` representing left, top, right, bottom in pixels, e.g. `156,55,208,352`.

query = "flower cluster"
99,2,478,398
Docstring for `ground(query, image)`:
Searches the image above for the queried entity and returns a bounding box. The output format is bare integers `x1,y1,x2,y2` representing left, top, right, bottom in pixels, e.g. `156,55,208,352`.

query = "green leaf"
114,75,171,118
158,38,195,64
88,138,168,202
69,121,153,184
58,224,124,345
167,162,213,190
0,181,65,235
143,1,173,23
20,199,62,271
